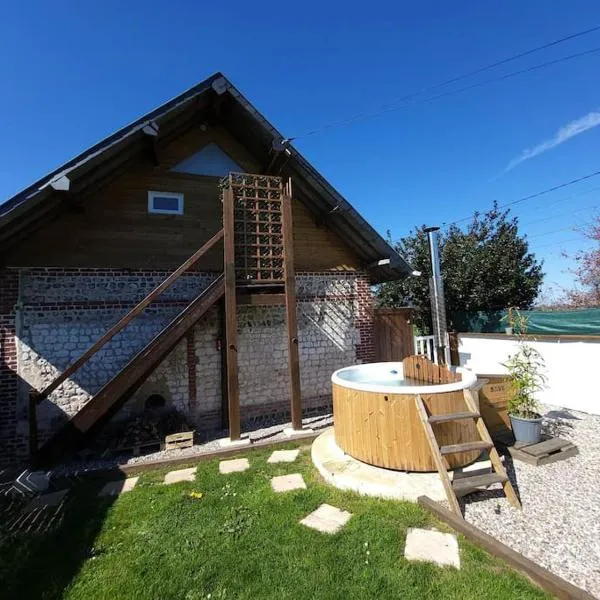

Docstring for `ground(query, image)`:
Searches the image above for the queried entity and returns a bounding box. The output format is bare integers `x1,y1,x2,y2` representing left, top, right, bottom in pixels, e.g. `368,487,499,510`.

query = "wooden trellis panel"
224,173,285,284
220,173,303,433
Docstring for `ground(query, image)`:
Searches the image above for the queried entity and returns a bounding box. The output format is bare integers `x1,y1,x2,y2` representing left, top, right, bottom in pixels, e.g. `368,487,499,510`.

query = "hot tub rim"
331,362,477,395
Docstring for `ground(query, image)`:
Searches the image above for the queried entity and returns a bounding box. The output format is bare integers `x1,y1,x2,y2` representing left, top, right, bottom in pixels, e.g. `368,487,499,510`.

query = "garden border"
100,430,321,476
418,496,595,600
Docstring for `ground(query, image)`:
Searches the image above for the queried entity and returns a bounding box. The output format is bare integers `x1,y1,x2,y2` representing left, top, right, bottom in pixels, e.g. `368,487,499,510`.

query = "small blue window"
148,191,184,215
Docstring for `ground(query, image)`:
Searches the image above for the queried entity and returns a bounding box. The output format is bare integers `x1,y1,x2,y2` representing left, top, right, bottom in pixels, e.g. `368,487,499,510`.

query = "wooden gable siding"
5,126,361,272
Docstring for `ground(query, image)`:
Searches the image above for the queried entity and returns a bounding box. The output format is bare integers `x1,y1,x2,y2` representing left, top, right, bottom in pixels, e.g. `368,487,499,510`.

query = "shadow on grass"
0,474,121,600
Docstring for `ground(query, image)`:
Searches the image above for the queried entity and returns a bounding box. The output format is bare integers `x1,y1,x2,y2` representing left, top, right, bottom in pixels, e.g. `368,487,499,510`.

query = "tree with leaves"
563,217,600,307
377,204,544,331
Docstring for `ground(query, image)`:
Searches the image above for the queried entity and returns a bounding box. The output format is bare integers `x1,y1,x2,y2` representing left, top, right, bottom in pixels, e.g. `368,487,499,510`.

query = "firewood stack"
117,416,161,449
111,409,192,451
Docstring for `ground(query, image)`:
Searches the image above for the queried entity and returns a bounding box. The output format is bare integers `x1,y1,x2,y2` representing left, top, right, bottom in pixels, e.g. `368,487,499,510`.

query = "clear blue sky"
2,1,600,298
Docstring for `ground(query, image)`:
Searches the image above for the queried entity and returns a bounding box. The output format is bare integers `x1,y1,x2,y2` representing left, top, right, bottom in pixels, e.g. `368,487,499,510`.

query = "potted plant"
501,307,528,336
503,343,546,444
501,307,515,335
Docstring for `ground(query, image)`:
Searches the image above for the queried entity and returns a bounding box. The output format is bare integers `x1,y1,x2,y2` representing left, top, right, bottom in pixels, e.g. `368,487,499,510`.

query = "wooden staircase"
29,230,225,467
34,275,224,467
30,172,304,466
408,356,521,517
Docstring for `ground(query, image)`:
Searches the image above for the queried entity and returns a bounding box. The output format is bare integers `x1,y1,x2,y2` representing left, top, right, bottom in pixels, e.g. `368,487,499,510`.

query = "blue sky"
2,1,600,298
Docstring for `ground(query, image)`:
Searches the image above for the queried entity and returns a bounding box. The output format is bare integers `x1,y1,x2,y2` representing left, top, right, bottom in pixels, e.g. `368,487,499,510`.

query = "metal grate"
221,173,285,284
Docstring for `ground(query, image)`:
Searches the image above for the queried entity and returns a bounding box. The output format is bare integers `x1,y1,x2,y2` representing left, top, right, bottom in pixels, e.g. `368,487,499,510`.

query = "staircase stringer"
463,388,521,510
415,394,462,515
33,274,225,467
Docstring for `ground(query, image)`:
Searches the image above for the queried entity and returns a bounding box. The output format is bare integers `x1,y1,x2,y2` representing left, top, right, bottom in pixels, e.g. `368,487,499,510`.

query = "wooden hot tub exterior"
332,359,481,472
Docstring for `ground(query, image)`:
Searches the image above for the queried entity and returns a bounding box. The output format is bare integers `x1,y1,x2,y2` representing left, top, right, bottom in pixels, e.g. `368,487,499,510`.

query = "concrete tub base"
312,429,492,503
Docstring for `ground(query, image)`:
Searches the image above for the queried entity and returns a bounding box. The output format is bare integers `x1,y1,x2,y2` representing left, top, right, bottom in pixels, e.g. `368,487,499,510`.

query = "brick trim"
0,269,20,466
355,273,375,363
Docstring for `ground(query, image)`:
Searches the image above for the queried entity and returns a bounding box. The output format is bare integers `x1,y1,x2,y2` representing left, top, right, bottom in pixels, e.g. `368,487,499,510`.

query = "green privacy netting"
450,308,600,335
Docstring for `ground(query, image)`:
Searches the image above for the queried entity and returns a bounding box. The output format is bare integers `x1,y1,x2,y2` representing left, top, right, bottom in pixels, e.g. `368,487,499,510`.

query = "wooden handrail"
34,229,224,403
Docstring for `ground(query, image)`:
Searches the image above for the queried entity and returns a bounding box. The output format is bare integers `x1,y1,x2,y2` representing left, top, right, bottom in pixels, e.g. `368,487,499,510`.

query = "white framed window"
148,191,184,215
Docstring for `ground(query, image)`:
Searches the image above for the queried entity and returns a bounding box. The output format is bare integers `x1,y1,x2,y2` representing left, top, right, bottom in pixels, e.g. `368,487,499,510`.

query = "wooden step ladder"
414,380,521,518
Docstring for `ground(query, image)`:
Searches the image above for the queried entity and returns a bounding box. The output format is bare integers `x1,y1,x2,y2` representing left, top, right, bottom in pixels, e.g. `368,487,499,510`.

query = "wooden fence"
373,308,414,361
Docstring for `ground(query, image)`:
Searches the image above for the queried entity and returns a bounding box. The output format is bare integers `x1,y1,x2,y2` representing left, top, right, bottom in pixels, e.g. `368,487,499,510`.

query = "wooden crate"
164,431,195,451
508,437,578,466
477,375,512,437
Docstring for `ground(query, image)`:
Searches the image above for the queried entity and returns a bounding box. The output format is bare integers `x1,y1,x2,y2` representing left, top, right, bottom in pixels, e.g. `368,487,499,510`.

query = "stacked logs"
112,410,192,452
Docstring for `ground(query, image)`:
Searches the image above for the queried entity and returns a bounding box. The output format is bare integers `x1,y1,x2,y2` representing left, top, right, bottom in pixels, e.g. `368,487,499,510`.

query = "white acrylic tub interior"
331,362,477,395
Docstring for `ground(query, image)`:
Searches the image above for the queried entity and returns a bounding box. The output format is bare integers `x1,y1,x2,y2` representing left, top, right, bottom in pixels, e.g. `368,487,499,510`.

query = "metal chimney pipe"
424,226,448,365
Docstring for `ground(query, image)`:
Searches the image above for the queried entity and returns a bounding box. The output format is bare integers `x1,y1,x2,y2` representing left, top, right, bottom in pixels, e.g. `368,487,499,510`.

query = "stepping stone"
98,477,139,497
300,503,352,534
267,449,299,463
219,458,250,474
404,528,460,569
164,467,196,485
24,489,69,513
271,473,306,493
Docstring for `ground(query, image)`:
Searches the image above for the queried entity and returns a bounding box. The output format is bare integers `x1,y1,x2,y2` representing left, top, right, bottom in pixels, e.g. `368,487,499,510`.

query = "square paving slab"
164,467,197,485
404,528,460,569
300,503,352,534
98,477,139,497
271,473,306,493
25,489,69,512
267,449,300,463
219,458,250,474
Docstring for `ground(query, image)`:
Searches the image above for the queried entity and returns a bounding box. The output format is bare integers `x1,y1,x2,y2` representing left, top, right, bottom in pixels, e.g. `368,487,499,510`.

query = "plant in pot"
501,307,528,336
503,343,546,445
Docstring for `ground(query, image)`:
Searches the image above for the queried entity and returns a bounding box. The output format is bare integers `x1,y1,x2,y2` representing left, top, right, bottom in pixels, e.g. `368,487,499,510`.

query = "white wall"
458,334,600,415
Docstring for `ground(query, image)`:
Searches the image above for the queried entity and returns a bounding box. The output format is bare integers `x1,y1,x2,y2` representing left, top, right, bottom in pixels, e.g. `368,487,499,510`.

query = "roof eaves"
1,72,412,282
0,72,224,220
220,80,412,280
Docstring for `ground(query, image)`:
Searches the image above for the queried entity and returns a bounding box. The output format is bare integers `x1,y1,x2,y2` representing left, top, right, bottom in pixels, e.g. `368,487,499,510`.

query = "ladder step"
440,441,493,455
428,411,480,424
452,472,507,494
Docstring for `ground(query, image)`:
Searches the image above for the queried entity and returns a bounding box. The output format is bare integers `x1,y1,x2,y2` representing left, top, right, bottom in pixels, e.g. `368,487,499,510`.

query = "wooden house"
0,73,410,466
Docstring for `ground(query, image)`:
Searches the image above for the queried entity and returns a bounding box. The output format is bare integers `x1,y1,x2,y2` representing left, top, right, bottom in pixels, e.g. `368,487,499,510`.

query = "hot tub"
331,362,480,472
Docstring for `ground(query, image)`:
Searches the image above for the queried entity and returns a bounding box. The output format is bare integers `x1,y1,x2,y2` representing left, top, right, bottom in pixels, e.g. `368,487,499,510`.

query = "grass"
0,443,550,600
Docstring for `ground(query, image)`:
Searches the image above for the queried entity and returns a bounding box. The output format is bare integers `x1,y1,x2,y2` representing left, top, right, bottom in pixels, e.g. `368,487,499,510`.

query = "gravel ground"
51,413,333,476
462,405,600,597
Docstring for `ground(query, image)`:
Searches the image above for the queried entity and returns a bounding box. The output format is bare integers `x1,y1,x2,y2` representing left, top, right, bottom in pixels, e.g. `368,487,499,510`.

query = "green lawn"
0,444,549,600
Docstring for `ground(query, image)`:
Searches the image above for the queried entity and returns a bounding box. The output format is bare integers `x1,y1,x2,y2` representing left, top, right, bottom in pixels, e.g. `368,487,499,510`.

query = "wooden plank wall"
6,125,361,273
374,308,414,362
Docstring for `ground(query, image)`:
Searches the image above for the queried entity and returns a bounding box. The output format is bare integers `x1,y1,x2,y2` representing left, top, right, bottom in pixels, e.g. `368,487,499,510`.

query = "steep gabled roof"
0,72,411,282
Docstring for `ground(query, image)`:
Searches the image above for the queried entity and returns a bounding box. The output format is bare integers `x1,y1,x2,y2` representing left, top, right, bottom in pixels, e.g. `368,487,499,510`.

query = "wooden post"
218,298,229,429
282,179,302,430
222,184,240,440
28,389,38,461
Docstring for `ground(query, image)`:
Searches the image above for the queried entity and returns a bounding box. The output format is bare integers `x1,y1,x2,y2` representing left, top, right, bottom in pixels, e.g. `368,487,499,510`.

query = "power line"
517,185,600,220
447,168,600,226
289,25,600,140
530,236,588,250
527,221,594,239
520,201,600,228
